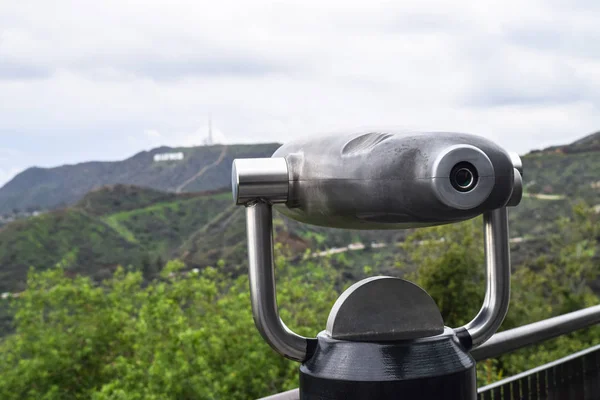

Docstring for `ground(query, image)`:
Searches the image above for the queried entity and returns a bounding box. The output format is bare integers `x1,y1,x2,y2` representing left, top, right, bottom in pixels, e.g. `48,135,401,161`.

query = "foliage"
0,255,338,400
0,189,403,296
0,210,142,293
403,218,484,327
0,201,598,397
76,185,181,217
521,151,600,204
1,139,599,298
403,204,600,386
103,192,231,259
498,202,600,376
1,137,600,397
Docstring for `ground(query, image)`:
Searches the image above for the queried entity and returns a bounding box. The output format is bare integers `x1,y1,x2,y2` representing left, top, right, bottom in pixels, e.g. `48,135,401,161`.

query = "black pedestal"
299,330,476,400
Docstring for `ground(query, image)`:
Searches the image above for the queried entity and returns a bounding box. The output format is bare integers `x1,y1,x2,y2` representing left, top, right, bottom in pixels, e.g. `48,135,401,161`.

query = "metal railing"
478,343,600,399
472,305,600,361
258,304,600,400
260,390,300,400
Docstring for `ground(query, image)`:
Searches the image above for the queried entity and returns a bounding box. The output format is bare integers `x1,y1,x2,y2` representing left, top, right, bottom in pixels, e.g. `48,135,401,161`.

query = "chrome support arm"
246,202,313,362
233,158,314,362
456,207,511,349
234,156,516,358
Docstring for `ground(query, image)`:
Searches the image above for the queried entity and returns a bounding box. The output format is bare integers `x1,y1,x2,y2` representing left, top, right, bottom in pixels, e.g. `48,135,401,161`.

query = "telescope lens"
450,162,478,192
455,169,473,187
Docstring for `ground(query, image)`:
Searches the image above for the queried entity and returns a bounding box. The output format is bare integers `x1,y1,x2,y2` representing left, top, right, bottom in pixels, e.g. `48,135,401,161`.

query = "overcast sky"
1,0,600,187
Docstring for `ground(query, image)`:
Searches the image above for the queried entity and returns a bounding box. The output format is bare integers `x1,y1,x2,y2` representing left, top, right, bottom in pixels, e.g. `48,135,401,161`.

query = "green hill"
533,130,600,154
0,184,407,295
506,132,600,240
0,131,599,296
0,132,598,398
0,188,233,293
0,209,141,293
76,184,182,216
0,143,280,215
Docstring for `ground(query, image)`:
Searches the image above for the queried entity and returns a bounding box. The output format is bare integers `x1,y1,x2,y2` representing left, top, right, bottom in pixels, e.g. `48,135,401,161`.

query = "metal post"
458,207,511,349
246,201,313,362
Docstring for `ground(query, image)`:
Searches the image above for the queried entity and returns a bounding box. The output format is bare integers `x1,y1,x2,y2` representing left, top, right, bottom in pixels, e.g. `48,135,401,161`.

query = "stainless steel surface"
459,207,511,348
430,144,495,210
246,201,311,362
509,152,523,175
326,276,444,341
506,169,523,207
232,132,524,385
232,158,289,205
472,304,600,361
273,131,518,229
259,389,300,400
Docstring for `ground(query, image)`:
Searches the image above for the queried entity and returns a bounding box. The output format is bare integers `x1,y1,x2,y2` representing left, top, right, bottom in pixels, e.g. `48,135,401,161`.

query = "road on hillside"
175,145,228,193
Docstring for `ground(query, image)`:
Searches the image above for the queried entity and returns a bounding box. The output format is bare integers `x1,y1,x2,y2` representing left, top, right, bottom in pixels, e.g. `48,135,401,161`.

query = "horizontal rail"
472,304,600,361
260,389,299,400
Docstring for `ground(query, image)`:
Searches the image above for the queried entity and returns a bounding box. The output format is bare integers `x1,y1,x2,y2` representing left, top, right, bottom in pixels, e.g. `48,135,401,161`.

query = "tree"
497,202,600,376
400,206,600,385
140,254,154,281
0,254,338,400
1,203,598,397
402,218,484,327
155,256,164,275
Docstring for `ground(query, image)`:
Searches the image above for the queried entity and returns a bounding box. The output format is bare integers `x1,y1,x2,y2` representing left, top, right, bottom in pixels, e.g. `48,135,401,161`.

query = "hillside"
0,187,234,292
0,184,407,294
534,131,600,154
0,132,598,399
3,131,598,216
508,149,600,237
0,143,280,215
177,204,406,277
0,131,599,296
0,208,141,292
76,184,182,216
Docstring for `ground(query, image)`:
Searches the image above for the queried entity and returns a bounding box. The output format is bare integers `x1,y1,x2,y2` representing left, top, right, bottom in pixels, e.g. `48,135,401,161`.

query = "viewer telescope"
232,131,523,400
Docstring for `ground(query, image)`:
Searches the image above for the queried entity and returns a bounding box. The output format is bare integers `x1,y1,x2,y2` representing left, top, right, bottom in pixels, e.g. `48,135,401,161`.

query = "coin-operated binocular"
232,132,523,400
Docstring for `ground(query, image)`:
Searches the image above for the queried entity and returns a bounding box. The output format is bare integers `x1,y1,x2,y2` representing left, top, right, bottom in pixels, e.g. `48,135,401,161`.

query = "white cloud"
0,167,22,189
137,125,226,149
0,149,25,188
144,129,161,138
1,0,600,187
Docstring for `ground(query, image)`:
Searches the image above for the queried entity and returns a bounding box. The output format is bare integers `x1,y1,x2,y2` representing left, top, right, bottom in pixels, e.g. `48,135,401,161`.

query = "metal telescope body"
232,131,523,400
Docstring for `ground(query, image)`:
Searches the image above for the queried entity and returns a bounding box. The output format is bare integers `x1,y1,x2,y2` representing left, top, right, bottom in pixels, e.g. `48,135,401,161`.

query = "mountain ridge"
530,130,600,155
0,129,599,295
0,143,280,214
1,130,599,215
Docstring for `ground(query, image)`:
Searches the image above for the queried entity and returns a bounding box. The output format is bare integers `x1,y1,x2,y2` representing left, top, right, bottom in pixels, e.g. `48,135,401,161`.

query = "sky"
1,0,600,187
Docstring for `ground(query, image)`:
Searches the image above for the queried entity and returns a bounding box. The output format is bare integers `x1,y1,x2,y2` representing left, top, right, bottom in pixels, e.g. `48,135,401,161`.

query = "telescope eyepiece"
450,162,479,192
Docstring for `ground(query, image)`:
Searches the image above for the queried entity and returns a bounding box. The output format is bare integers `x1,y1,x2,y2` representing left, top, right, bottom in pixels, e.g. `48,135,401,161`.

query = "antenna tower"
208,115,213,145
